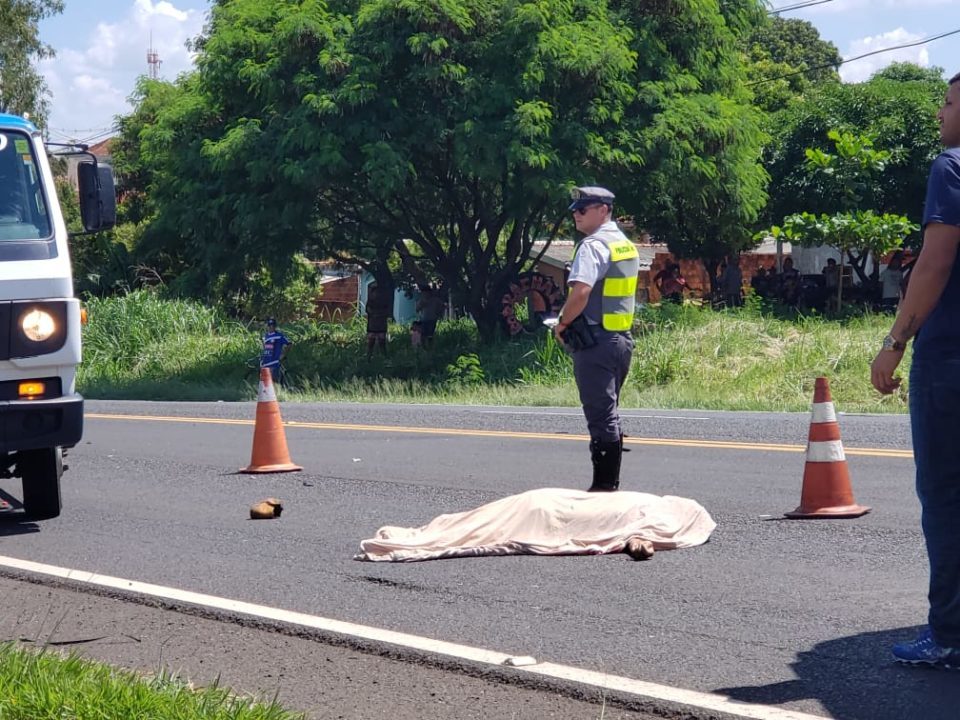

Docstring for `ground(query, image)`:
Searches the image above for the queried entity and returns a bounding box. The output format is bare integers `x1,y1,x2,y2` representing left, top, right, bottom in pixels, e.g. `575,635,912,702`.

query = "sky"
35,0,960,144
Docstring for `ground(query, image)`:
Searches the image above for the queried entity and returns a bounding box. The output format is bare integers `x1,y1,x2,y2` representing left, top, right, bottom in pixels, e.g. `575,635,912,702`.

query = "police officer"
555,186,639,492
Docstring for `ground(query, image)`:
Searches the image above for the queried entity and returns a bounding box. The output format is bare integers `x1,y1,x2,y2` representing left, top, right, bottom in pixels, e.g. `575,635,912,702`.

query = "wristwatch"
881,334,906,352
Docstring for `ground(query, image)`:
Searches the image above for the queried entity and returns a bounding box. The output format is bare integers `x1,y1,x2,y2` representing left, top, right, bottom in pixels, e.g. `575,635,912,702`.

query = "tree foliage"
118,0,771,334
762,128,919,303
768,211,916,262
763,66,946,228
0,0,63,126
744,15,841,114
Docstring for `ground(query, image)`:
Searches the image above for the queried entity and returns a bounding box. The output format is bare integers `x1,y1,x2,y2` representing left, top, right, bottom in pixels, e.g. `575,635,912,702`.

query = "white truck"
0,112,116,519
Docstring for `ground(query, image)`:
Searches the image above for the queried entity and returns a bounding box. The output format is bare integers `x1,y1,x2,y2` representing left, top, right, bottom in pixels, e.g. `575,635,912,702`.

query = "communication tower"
147,33,161,79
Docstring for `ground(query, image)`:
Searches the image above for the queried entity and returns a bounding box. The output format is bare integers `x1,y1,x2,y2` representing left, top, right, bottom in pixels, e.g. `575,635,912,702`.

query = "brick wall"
315,275,359,322
647,253,781,302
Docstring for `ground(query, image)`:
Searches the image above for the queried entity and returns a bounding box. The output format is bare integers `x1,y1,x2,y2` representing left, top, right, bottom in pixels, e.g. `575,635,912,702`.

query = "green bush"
445,353,485,387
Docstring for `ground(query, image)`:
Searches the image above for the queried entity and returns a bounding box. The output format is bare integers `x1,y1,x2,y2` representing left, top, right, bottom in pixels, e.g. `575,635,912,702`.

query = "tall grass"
0,643,303,720
77,291,909,413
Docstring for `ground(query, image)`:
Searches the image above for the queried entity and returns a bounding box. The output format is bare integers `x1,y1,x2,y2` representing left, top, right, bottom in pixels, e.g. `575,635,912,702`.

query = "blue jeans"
910,350,960,646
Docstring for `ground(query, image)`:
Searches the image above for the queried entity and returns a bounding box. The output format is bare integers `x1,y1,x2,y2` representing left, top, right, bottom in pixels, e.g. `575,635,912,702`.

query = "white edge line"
0,554,826,720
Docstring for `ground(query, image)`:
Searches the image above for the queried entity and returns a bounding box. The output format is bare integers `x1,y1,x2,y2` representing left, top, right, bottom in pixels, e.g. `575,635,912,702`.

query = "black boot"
587,438,622,492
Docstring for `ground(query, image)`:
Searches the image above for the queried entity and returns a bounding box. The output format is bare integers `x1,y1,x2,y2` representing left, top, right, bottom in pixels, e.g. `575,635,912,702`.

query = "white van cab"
0,113,115,519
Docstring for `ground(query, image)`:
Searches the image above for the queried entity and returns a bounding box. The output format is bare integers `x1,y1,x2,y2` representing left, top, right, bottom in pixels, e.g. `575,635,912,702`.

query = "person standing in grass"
416,283,445,349
822,258,841,313
879,251,905,313
365,282,392,359
721,256,743,308
871,70,960,669
654,262,686,303
555,186,638,493
260,317,291,385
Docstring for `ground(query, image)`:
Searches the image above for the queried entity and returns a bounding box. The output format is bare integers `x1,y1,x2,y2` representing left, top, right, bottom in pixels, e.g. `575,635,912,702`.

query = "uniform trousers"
572,328,634,443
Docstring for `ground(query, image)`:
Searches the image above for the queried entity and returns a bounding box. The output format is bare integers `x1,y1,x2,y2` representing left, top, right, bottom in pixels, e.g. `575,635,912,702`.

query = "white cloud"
840,28,931,82
40,0,205,143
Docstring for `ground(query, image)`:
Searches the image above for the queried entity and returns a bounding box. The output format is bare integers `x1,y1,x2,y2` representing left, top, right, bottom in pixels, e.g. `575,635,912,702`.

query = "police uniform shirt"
567,221,621,325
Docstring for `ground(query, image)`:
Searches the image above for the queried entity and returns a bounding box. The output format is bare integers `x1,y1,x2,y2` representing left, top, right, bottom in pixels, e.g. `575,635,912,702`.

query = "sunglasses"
573,204,601,216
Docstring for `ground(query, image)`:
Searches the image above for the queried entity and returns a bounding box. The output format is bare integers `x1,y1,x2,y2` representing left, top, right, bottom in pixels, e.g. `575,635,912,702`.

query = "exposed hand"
870,351,904,395
554,323,567,345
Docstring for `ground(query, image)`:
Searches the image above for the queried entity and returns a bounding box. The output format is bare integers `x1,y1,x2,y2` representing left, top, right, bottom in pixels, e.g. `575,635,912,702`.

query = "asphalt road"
0,400,956,720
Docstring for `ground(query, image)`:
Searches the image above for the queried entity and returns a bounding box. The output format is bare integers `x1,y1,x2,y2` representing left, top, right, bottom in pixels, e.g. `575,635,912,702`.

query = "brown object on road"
250,498,283,519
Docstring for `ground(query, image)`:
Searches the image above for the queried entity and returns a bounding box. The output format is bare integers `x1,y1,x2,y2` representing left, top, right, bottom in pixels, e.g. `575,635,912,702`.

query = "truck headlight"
21,309,57,342
7,301,68,358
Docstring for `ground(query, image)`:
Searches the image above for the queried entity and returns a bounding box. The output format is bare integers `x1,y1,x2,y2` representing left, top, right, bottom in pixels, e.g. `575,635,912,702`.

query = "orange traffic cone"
240,368,302,474
785,377,870,519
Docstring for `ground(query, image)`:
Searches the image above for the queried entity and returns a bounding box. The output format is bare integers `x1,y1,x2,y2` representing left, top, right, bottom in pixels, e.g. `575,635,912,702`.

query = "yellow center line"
85,413,913,459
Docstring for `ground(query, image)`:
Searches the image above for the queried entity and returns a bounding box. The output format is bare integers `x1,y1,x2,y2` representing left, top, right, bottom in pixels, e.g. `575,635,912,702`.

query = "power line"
767,0,835,15
747,26,960,86
77,130,115,146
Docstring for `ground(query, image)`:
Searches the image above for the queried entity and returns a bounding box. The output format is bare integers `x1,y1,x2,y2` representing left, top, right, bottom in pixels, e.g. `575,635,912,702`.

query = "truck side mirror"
77,161,117,232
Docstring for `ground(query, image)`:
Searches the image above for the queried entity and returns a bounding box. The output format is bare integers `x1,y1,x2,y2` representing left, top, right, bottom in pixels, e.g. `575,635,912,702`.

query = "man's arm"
554,281,592,343
871,223,960,394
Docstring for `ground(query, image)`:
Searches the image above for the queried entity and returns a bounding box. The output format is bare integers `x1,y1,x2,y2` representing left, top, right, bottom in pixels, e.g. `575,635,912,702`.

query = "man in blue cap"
555,186,639,491
261,317,291,385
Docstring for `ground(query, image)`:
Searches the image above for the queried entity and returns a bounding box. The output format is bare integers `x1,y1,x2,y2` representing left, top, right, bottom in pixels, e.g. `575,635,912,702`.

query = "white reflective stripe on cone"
806,440,845,462
258,377,277,403
810,402,837,424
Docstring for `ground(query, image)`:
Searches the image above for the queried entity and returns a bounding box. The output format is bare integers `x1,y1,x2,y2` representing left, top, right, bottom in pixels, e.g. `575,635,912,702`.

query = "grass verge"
77,291,910,413
0,643,303,719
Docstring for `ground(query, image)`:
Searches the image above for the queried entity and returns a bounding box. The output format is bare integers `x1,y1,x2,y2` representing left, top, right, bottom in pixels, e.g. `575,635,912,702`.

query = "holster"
561,314,598,352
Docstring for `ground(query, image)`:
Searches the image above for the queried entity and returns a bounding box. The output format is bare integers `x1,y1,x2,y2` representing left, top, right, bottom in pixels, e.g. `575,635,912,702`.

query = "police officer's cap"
568,186,615,211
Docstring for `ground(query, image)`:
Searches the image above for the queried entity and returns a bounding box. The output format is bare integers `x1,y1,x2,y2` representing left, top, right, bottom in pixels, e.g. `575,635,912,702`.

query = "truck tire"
20,447,63,520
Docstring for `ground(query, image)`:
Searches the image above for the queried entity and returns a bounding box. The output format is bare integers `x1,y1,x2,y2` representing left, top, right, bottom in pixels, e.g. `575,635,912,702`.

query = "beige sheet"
356,487,716,562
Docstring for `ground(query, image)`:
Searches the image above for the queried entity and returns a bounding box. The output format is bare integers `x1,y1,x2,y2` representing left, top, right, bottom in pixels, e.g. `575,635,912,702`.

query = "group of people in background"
257,281,448,374
363,281,446,359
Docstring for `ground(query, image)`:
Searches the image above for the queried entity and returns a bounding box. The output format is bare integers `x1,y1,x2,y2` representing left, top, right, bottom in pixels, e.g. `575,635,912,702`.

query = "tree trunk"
703,258,721,304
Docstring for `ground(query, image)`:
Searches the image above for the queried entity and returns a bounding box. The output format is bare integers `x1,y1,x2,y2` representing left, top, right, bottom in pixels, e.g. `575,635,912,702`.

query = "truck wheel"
20,448,63,520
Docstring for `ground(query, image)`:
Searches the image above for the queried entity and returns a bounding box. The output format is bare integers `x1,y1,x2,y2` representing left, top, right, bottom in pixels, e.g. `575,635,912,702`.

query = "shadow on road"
718,626,960,720
0,491,40,536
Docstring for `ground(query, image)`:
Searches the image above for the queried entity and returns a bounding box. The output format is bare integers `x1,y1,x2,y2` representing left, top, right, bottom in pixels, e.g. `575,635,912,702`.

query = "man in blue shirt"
871,70,960,668
260,318,291,385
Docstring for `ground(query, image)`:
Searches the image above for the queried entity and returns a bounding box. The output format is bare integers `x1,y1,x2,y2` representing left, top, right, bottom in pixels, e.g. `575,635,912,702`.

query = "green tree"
871,62,946,85
0,0,63,126
122,0,770,335
762,129,919,307
110,78,183,226
763,66,946,228
744,16,842,114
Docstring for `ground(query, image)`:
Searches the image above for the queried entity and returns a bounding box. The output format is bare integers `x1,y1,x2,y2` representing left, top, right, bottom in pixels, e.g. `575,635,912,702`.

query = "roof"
752,237,792,255
0,114,38,133
532,240,660,270
533,236,791,270
87,137,114,157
